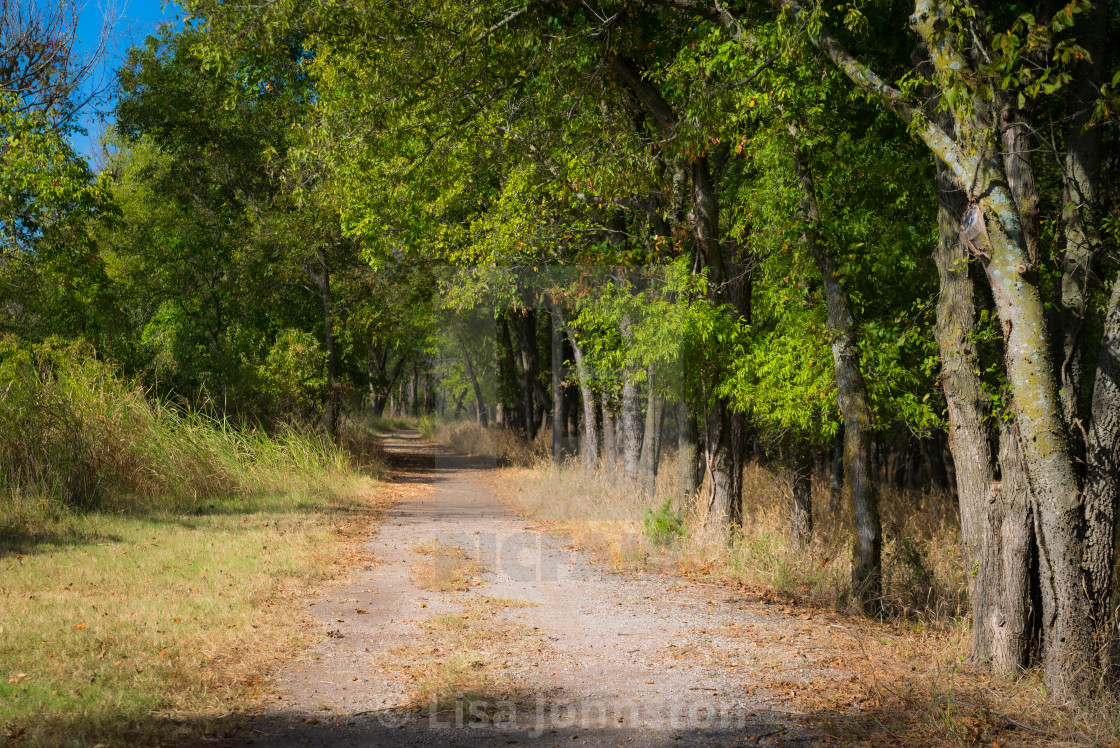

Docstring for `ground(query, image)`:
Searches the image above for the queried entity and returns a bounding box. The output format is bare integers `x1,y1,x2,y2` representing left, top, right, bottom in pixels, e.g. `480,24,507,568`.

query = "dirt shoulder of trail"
200,433,1052,748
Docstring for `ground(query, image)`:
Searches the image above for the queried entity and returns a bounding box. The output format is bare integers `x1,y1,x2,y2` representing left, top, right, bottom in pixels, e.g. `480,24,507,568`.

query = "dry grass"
487,450,966,624
431,421,549,467
470,438,1120,745
411,539,485,592
0,478,384,748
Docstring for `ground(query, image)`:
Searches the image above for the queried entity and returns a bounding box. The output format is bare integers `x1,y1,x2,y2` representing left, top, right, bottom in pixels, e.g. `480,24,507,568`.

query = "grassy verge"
0,340,388,747
1,485,381,747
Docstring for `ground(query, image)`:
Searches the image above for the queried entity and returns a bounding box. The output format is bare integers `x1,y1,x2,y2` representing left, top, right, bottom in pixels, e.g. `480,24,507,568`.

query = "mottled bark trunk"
909,0,1092,700
791,133,880,610
974,183,1091,699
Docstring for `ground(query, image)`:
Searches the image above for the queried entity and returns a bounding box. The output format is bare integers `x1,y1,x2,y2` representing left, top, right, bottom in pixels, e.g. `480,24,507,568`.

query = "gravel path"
221,433,843,747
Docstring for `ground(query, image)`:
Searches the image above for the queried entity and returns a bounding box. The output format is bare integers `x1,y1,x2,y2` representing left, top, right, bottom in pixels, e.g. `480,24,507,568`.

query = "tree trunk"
701,401,744,532
513,310,537,435
678,399,700,506
791,132,880,610
931,155,1006,664
790,449,813,550
639,374,664,496
497,314,525,432
600,388,617,475
828,429,843,514
457,333,488,428
619,370,643,480
1085,272,1120,653
987,421,1036,674
562,316,600,469
1056,0,1106,440
911,0,1092,700
550,308,569,460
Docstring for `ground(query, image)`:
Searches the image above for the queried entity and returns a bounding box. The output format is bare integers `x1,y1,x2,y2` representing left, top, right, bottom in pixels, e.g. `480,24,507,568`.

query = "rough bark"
1085,273,1120,644
619,369,643,480
911,1,1092,699
791,133,880,610
700,399,744,531
619,315,643,480
986,421,1036,674
930,156,1027,668
1057,0,1107,437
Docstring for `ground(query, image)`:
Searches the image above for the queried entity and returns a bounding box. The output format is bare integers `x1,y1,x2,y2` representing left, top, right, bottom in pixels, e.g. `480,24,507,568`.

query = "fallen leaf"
356,609,367,614
73,623,86,631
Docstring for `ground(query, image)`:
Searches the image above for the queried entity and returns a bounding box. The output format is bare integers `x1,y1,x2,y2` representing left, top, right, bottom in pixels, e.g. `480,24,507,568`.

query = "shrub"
258,328,327,425
643,498,685,545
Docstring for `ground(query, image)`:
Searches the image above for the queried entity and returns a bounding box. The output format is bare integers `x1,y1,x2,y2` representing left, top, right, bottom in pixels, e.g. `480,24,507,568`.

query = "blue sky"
73,0,185,161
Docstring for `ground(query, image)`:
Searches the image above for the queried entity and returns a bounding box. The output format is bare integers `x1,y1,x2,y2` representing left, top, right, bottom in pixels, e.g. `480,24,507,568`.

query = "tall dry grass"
435,420,966,623
0,338,384,543
432,420,549,466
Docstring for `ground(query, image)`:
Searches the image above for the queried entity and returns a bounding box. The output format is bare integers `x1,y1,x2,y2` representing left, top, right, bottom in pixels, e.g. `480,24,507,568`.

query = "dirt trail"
222,433,850,747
